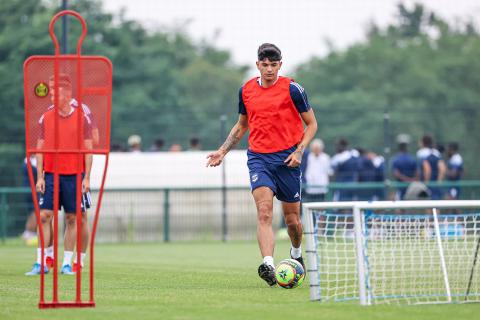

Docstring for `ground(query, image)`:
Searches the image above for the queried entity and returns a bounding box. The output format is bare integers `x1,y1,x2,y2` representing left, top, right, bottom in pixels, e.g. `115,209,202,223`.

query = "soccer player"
391,134,417,200
26,74,93,276
446,142,463,199
417,135,446,200
330,138,360,201
206,43,317,286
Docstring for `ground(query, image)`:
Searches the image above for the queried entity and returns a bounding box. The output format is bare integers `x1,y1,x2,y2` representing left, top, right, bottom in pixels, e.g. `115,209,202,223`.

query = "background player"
206,43,317,286
26,74,93,275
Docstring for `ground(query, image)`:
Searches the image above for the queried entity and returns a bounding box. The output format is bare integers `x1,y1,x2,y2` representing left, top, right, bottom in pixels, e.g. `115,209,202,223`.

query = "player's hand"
82,177,90,193
284,149,303,168
206,150,226,167
36,178,45,194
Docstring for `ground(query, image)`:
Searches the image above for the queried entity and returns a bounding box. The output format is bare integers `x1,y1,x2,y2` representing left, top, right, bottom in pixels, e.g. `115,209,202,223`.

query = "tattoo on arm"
294,144,305,158
221,128,241,153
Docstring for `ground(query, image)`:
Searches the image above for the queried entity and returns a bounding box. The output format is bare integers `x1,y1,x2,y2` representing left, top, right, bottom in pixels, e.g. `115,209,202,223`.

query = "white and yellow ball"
275,259,305,289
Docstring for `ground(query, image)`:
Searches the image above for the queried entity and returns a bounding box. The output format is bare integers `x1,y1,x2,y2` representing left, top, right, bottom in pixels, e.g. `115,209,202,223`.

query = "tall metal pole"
220,115,228,242
61,0,68,54
383,108,391,196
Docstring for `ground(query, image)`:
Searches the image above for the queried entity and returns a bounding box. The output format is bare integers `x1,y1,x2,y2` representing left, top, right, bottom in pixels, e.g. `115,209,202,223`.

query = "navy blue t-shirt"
331,150,360,183
391,152,417,180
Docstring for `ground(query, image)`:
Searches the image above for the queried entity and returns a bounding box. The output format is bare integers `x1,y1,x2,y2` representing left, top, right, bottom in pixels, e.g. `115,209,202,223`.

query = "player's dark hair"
336,138,349,152
190,137,200,147
257,43,282,61
49,73,71,88
398,142,408,152
422,135,433,148
437,144,445,154
448,142,459,152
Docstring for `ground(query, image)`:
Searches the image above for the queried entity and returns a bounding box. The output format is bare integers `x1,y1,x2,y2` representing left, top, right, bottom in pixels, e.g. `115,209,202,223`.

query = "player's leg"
253,186,277,286
60,175,90,274
45,220,54,268
61,212,76,274
73,191,91,272
274,164,305,271
25,209,52,275
253,187,275,259
22,211,38,245
248,153,278,285
281,201,305,270
26,172,55,275
61,212,89,274
73,210,89,272
59,175,79,275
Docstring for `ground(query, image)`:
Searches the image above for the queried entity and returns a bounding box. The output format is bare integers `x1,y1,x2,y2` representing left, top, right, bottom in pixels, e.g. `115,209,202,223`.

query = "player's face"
312,145,322,156
256,59,282,82
49,81,72,106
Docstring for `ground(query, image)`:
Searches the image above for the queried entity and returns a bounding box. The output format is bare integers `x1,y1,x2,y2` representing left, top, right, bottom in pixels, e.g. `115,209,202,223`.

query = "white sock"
46,246,53,258
62,251,73,267
263,256,275,268
36,248,44,264
291,245,302,259
74,253,87,267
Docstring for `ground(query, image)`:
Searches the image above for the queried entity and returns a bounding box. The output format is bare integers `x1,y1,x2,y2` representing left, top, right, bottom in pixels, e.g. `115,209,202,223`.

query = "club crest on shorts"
34,82,49,98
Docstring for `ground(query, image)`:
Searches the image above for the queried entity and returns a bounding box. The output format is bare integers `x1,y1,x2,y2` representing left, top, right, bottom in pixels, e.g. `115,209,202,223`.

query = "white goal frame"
302,200,480,305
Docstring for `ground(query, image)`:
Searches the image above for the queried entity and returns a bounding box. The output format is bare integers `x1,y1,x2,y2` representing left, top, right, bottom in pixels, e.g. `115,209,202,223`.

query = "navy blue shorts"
247,146,302,203
39,173,92,213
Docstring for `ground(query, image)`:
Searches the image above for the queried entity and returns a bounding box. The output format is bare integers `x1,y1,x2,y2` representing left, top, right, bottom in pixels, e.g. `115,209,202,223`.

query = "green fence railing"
1,181,480,243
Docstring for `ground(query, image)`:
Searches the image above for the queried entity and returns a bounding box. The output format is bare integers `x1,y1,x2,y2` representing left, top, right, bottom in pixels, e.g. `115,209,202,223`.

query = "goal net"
302,200,480,305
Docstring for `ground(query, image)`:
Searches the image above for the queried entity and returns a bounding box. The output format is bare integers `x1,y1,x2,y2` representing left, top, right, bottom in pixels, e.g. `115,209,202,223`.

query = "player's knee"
39,211,52,224
285,213,300,228
257,204,273,225
65,214,76,226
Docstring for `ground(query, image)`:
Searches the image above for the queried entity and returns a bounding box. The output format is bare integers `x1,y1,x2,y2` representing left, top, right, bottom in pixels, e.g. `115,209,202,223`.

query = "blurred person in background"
357,148,377,201
189,137,202,151
21,155,38,245
304,138,332,202
206,43,317,287
128,134,142,152
391,134,417,200
331,138,360,201
169,143,183,152
370,151,385,200
417,135,446,200
148,138,164,152
446,142,463,199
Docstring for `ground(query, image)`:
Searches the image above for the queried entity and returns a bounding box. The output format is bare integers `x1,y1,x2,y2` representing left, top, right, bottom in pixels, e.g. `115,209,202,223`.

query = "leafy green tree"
0,0,246,186
294,3,480,178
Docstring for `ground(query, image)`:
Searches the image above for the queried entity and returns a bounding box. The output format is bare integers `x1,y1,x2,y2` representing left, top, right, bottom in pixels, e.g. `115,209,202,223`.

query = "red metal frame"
23,10,112,309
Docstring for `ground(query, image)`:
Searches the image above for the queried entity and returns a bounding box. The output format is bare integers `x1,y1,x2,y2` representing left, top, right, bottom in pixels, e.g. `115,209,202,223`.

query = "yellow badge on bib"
34,82,49,98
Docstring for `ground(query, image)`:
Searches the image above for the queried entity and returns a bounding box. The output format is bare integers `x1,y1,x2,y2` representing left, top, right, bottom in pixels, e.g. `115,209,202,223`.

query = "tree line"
0,0,478,187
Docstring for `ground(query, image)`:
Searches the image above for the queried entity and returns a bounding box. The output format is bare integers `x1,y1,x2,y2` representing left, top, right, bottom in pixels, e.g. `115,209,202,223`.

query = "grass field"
0,240,478,320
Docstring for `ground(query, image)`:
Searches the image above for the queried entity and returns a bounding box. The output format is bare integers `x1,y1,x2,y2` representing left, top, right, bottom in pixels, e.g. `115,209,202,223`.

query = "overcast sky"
102,0,480,73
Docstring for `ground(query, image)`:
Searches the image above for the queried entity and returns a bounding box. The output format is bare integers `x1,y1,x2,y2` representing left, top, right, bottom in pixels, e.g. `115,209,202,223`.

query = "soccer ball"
275,259,305,289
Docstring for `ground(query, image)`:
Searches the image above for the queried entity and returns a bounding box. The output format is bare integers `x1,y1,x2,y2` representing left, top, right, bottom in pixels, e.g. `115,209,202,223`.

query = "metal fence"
2,181,480,243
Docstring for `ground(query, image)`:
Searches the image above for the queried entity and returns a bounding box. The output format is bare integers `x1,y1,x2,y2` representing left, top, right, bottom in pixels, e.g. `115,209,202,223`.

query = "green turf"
0,241,478,320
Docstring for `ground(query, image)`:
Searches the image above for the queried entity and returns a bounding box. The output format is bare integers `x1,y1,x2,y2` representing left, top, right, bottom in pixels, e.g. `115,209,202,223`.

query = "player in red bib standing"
207,43,317,286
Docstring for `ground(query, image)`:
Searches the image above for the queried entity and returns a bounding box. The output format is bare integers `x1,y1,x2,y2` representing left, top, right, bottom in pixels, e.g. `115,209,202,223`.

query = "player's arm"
285,109,317,167
422,159,431,182
285,82,317,167
35,139,45,193
206,114,248,167
393,168,416,182
82,139,93,193
82,113,94,193
437,159,446,182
